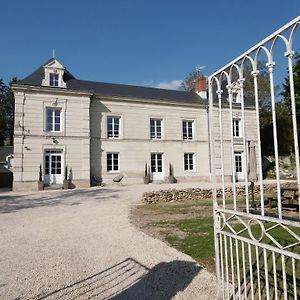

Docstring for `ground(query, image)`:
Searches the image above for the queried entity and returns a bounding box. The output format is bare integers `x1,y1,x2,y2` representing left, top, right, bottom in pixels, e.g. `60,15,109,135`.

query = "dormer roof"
43,58,65,70
19,58,75,87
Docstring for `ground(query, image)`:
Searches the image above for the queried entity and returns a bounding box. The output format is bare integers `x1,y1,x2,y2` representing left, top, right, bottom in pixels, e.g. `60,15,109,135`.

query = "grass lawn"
131,196,300,297
131,199,216,272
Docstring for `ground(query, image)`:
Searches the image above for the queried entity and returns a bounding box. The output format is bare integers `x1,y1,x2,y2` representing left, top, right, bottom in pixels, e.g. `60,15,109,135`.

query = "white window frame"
182,120,194,140
107,116,121,138
49,73,59,87
232,119,241,137
107,152,119,172
184,153,195,171
150,118,162,139
234,152,243,173
45,107,62,132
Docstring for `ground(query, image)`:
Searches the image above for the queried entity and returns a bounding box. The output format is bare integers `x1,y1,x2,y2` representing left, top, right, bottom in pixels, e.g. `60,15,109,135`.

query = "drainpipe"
206,105,211,177
21,92,26,181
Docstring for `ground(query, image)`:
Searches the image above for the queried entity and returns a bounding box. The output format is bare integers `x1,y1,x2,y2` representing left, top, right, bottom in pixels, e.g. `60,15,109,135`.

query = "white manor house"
12,58,257,191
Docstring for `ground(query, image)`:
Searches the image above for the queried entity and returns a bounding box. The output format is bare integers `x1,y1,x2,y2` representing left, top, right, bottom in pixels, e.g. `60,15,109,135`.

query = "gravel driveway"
0,183,217,300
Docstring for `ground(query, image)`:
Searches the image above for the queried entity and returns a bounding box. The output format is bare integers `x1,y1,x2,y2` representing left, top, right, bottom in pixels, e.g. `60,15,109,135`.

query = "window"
184,153,194,171
235,153,242,173
232,119,241,137
46,108,62,132
150,119,162,139
107,153,119,172
183,120,193,140
49,73,59,87
107,116,120,138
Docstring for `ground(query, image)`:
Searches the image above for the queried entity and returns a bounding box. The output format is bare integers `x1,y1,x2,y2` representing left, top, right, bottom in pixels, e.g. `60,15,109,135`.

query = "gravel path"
0,182,217,300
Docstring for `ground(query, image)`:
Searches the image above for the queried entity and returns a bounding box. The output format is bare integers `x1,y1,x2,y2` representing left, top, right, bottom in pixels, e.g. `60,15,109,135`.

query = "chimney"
195,75,207,99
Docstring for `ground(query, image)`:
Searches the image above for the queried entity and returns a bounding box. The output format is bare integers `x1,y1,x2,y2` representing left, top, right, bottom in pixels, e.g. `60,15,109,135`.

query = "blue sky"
1,0,299,89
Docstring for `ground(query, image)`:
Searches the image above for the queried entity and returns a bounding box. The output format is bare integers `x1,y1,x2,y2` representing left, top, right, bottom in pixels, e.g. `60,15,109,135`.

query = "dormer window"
231,82,241,103
42,59,67,88
49,73,59,87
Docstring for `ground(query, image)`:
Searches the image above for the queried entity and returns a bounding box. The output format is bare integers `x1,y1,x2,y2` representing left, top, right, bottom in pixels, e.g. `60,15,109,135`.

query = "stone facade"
13,87,91,191
90,96,210,184
12,58,257,191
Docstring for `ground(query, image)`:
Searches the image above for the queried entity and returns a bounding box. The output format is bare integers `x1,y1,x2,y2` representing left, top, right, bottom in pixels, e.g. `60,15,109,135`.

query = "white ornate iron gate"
208,16,300,299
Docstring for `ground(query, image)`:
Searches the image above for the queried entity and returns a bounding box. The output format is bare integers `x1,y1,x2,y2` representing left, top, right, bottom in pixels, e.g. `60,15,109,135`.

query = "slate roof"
16,59,206,105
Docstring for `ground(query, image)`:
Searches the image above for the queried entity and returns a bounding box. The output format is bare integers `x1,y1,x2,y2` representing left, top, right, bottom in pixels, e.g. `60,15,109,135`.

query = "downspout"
21,92,26,181
207,104,211,177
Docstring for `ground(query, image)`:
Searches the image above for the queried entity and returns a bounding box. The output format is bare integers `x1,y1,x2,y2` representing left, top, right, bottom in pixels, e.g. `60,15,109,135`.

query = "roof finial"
52,49,56,59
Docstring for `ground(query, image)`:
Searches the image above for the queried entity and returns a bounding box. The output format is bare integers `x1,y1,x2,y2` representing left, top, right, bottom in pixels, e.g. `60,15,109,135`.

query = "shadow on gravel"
33,257,200,300
0,188,124,214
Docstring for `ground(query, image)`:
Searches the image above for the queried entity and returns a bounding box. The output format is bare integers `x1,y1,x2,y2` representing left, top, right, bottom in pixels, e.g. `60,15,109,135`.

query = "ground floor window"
184,153,194,171
235,152,242,173
107,153,119,172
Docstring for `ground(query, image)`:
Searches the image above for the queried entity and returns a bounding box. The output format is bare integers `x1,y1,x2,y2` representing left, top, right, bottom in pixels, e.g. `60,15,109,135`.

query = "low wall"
142,183,285,204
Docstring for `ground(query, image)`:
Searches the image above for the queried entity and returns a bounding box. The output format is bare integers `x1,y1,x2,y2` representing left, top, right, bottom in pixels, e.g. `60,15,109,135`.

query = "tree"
260,102,293,155
243,61,278,109
228,61,287,156
0,79,8,146
279,52,300,156
180,68,204,92
0,78,16,146
282,52,300,133
282,52,300,109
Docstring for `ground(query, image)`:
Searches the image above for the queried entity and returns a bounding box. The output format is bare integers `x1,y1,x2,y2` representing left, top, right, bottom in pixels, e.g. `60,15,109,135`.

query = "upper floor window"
107,152,119,172
232,119,241,137
49,73,59,87
46,108,62,132
150,119,162,139
107,116,120,138
183,120,194,140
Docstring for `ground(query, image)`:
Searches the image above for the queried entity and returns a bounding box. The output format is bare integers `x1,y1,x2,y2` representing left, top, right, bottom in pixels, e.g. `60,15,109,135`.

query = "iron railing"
209,16,300,299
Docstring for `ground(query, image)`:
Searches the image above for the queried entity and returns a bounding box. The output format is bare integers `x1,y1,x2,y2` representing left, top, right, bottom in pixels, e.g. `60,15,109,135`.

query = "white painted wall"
90,97,210,184
13,88,91,190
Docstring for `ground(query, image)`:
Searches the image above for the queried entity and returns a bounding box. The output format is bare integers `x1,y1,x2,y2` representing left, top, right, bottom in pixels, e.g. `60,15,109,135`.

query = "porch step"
44,184,63,190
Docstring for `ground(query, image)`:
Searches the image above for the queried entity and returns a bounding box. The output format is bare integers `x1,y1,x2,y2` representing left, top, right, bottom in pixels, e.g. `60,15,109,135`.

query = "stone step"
44,184,63,190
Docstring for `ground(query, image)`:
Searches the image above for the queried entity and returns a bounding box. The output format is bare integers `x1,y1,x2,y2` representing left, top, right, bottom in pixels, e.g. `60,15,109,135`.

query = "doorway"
151,153,163,181
44,149,63,184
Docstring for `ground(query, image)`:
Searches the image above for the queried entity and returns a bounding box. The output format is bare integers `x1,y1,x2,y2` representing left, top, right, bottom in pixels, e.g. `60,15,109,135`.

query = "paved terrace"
0,182,216,300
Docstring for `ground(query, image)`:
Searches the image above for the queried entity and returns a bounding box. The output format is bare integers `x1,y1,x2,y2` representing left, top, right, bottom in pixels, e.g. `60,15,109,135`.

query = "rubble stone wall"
141,183,295,204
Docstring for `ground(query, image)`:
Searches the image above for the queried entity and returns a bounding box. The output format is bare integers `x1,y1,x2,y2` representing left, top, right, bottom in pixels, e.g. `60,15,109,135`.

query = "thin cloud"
137,79,183,90
155,80,183,90
196,65,206,71
139,80,155,87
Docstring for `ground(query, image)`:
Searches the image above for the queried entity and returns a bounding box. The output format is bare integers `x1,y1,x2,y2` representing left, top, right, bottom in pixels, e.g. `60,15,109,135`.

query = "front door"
234,152,244,181
151,153,163,181
44,150,63,184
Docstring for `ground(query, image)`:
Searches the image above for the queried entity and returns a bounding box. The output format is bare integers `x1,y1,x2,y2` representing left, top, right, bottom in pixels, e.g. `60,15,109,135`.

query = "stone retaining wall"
141,183,294,204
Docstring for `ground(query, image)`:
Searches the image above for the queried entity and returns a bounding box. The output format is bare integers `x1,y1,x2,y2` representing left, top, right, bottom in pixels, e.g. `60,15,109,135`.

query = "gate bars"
208,16,300,299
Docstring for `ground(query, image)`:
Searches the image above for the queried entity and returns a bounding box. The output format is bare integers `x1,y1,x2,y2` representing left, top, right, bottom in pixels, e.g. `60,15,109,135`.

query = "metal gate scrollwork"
208,16,300,299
